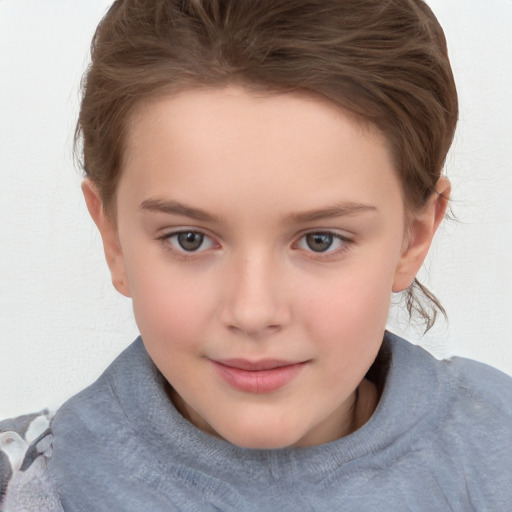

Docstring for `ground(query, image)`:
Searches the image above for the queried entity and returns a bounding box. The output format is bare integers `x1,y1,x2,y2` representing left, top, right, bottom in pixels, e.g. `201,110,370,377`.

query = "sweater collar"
106,332,441,483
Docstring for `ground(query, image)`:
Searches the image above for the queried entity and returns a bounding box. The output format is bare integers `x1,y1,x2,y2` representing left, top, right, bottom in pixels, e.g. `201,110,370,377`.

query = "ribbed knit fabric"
3,332,512,511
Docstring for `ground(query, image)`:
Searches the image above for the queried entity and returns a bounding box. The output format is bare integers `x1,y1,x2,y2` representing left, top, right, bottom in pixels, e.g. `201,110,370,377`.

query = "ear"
81,179,131,297
392,177,450,292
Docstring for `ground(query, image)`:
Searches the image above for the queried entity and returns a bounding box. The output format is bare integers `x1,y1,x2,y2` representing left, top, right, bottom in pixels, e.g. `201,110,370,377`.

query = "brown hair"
75,0,458,329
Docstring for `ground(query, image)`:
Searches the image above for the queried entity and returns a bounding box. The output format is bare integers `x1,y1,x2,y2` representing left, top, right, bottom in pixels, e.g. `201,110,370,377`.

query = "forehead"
125,86,378,160
118,86,403,220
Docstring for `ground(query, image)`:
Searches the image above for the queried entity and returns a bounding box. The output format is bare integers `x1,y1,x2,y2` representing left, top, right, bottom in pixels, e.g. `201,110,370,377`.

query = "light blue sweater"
2,333,512,511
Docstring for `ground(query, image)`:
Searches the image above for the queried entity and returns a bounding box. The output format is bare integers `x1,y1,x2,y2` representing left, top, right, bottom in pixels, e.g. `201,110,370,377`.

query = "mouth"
210,358,309,393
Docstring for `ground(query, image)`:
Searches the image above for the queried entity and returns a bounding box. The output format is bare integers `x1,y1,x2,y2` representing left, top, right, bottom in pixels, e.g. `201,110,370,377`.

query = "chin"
228,435,297,450
217,424,306,450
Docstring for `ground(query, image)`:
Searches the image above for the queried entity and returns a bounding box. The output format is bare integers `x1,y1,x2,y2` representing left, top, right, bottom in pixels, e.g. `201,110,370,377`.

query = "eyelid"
157,227,220,255
293,229,353,258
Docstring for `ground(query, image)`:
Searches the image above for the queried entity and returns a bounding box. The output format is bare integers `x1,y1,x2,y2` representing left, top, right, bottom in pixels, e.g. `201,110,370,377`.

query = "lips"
211,358,308,393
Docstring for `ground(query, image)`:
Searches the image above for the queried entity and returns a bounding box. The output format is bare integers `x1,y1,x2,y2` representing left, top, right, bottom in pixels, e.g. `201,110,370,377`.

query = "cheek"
298,257,396,354
127,260,216,351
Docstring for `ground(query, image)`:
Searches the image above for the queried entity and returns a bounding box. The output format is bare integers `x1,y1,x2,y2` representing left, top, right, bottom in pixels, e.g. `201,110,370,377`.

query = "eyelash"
157,230,217,260
294,231,352,259
156,229,353,260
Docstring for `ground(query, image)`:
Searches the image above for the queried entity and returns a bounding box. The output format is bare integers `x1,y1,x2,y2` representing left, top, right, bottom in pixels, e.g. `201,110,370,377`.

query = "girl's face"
85,87,446,449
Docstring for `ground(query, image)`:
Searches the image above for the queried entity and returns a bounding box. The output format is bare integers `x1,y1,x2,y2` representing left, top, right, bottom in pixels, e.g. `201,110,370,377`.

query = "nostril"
227,322,282,338
217,261,292,335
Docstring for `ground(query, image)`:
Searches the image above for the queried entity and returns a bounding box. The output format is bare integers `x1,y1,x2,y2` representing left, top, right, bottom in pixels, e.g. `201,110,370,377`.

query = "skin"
83,87,449,449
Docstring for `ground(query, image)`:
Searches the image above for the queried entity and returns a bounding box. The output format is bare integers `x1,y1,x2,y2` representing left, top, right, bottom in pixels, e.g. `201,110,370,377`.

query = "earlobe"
392,177,451,292
81,179,131,298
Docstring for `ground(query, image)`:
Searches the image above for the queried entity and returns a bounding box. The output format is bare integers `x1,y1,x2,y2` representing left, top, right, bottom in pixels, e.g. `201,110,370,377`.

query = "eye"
296,231,348,253
164,230,215,253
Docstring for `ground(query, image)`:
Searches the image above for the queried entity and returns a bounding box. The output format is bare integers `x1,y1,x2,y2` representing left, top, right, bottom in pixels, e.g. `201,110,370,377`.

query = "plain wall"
1,0,511,418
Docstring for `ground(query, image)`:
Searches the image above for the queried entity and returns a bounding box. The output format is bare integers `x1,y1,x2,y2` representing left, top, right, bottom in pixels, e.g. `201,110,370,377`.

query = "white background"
1,0,511,418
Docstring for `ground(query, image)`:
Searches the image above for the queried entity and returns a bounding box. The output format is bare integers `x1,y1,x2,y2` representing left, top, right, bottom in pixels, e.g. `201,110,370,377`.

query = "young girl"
1,0,511,510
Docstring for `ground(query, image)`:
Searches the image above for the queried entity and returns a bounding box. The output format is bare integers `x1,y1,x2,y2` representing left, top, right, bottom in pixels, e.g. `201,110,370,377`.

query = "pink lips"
211,358,307,393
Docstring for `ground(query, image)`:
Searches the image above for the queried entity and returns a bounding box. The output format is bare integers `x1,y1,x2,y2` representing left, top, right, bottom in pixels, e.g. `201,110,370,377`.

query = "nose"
218,252,291,338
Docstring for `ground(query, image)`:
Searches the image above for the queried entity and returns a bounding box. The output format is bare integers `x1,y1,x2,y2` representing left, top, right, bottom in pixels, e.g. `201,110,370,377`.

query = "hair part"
75,0,458,330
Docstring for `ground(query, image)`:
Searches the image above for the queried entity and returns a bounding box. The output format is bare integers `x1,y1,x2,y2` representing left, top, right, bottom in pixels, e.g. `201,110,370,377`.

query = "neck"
352,378,379,432
167,377,380,448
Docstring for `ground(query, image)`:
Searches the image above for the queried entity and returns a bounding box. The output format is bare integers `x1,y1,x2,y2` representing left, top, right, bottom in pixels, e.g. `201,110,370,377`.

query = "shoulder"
386,333,512,504
0,410,63,512
436,352,512,459
385,332,512,449
0,341,145,512
436,355,512,504
444,354,512,413
387,331,512,418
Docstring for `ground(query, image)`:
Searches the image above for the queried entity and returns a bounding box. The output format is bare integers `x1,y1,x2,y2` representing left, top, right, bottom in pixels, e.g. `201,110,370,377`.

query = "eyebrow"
140,198,376,223
287,203,377,223
140,198,222,223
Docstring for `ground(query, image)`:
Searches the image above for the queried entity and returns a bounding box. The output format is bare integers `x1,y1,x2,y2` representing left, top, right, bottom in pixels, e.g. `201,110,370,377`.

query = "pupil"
306,233,333,252
178,232,203,251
